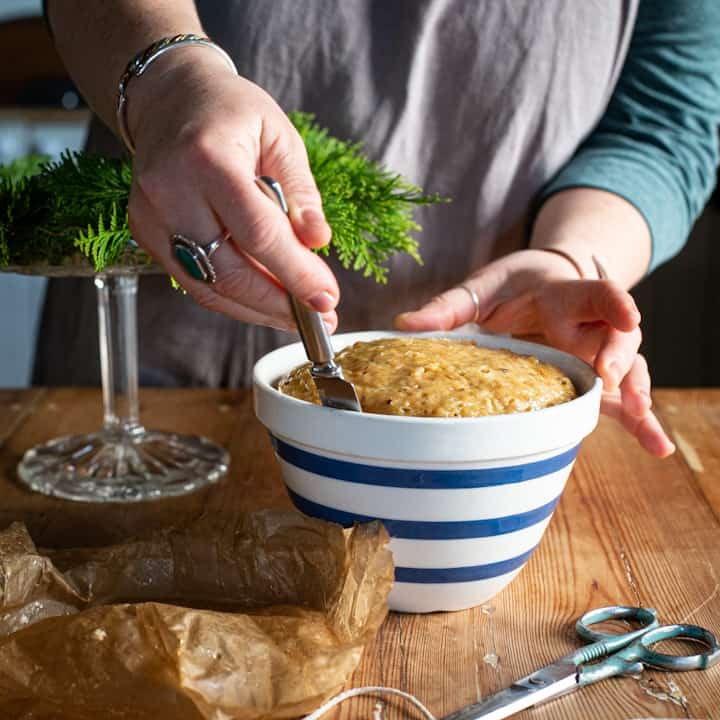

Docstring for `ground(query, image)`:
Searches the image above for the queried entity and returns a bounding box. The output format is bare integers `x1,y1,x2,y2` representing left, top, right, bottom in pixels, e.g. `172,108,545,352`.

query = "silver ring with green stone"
171,232,226,283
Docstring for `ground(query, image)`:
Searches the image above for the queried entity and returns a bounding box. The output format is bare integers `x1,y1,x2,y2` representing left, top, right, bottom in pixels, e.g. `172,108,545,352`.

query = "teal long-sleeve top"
540,0,720,272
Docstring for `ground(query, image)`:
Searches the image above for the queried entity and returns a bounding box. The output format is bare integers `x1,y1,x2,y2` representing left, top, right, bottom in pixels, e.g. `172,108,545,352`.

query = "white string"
301,686,438,720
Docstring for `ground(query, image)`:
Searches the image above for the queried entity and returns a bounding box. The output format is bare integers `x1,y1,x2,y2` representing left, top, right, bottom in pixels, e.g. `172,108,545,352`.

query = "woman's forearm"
47,1,205,134
530,187,652,289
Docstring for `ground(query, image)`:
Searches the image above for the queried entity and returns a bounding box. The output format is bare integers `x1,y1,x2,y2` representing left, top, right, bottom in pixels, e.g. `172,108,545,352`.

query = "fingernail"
296,207,331,247
270,321,295,332
300,207,327,228
393,312,414,329
308,291,336,313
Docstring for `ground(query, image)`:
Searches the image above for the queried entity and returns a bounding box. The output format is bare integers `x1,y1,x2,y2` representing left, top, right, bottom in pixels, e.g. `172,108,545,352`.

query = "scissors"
443,605,720,720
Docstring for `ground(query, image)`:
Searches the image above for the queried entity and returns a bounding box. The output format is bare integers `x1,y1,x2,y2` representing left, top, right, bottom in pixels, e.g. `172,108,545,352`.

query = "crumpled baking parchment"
0,512,393,719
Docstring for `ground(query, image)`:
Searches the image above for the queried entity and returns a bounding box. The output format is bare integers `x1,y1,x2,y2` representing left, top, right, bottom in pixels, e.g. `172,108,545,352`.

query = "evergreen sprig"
76,203,133,270
0,154,47,183
290,111,444,282
0,114,446,281
0,151,136,270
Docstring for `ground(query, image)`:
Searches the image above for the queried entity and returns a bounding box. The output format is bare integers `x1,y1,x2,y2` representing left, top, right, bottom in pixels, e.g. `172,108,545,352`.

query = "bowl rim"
253,329,602,426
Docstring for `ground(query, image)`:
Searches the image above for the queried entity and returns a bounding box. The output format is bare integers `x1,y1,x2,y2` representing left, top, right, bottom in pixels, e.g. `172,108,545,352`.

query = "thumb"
394,273,507,331
261,121,331,250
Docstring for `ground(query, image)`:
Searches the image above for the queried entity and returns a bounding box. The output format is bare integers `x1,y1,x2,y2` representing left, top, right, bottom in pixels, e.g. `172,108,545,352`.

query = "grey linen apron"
34,0,638,388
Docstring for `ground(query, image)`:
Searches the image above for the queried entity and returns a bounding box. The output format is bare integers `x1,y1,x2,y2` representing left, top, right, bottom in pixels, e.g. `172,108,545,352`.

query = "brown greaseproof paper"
0,512,393,719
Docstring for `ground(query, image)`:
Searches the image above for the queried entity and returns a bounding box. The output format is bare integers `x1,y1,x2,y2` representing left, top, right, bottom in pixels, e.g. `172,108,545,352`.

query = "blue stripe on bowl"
287,489,561,539
394,546,537,583
272,436,579,488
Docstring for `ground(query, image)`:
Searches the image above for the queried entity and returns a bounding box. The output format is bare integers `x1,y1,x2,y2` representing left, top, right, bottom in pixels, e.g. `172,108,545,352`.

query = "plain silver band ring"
459,284,481,323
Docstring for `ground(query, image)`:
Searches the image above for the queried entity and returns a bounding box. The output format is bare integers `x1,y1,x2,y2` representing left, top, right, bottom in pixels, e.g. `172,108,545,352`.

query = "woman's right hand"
125,50,339,331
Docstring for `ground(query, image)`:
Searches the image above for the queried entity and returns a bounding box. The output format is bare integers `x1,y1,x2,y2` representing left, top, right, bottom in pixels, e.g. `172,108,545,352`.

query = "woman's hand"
126,51,339,331
395,249,675,458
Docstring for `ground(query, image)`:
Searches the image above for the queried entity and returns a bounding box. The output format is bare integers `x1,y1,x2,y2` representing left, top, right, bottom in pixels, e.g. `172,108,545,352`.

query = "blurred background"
1,2,718,388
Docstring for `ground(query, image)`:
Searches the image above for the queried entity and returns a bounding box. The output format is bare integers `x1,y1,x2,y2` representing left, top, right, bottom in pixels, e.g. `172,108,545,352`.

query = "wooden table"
0,388,718,719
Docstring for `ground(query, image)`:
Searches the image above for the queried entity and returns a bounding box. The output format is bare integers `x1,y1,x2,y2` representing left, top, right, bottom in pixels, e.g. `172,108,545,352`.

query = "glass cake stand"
4,253,229,502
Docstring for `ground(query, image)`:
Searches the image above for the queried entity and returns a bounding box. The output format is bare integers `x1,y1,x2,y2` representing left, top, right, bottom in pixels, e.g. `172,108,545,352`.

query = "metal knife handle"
255,175,339,369
289,295,336,367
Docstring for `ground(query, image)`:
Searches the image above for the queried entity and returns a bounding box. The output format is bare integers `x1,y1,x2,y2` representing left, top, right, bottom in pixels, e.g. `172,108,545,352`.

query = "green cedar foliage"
291,112,445,281
0,152,134,269
0,112,445,281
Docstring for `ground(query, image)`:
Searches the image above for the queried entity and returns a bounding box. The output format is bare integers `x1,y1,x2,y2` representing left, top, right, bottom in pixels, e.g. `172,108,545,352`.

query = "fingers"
521,281,640,372
540,284,672,457
289,204,332,249
206,153,339,313
594,326,642,393
131,123,339,322
552,281,641,393
602,393,676,458
532,280,640,336
126,70,338,330
617,349,651,417
479,292,541,336
618,355,674,455
396,272,641,342
600,358,650,423
393,251,671,461
394,286,480,330
630,411,676,457
571,280,641,331
543,282,672,457
261,131,332,250
395,264,513,331
600,354,675,458
129,183,329,330
481,282,642,375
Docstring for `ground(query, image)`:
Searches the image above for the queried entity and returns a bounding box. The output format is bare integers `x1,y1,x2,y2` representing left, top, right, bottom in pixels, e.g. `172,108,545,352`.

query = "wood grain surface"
0,388,718,719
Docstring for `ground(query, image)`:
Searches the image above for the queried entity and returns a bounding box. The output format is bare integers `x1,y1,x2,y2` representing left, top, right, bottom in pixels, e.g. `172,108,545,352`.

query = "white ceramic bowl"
253,330,602,613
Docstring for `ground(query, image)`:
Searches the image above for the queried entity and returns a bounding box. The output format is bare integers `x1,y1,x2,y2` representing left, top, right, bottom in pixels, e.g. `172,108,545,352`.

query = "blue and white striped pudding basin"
271,435,580,613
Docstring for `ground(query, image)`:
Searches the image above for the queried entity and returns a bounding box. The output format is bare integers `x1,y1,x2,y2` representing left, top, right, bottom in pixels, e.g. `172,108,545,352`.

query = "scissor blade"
442,661,579,720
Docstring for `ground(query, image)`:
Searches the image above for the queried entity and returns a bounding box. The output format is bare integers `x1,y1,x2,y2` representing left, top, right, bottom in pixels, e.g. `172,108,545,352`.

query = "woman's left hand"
394,249,675,458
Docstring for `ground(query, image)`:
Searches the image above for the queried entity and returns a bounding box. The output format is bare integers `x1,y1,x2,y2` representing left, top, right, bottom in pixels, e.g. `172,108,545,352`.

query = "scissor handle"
576,606,659,655
577,621,720,687
631,623,720,671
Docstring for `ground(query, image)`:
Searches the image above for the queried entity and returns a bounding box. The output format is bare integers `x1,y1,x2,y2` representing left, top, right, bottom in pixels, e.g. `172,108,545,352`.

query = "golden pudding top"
278,337,577,417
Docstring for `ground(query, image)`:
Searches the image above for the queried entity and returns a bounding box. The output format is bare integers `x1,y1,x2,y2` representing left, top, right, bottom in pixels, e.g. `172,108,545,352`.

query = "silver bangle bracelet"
537,247,609,280
115,33,237,155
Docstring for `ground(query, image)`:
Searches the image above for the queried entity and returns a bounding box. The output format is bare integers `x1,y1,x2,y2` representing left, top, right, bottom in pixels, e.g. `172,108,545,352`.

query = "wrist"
530,188,650,288
120,38,237,153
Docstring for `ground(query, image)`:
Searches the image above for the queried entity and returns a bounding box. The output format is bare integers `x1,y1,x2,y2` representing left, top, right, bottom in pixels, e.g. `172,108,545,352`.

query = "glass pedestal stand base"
18,427,228,502
16,270,229,502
